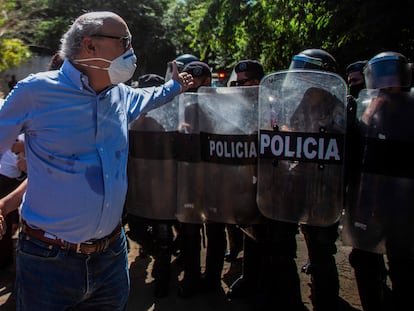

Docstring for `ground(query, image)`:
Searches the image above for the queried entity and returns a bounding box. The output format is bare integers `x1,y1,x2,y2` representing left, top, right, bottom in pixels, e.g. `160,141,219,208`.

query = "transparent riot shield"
176,86,263,224
342,91,414,258
175,92,205,223
257,70,347,226
125,98,178,220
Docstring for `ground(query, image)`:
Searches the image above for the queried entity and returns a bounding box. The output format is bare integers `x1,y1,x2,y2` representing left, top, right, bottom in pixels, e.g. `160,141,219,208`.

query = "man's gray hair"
59,11,118,60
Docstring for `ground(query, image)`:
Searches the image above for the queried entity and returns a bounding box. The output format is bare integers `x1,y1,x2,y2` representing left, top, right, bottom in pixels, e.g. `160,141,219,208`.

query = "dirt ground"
0,228,363,311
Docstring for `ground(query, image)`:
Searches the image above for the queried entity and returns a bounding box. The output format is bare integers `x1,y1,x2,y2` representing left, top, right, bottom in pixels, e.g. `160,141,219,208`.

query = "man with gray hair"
0,11,193,310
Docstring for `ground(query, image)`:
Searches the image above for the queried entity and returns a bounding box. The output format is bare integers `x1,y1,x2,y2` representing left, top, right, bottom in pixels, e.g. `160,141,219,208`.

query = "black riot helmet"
289,48,338,73
175,54,200,71
364,51,412,90
165,54,199,80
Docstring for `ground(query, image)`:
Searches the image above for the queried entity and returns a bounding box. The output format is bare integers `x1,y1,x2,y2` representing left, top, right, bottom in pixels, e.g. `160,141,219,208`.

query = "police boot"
152,223,174,298
153,258,171,298
349,248,391,311
263,255,307,311
177,223,202,298
227,234,261,300
225,224,243,262
388,256,414,311
301,222,340,311
202,223,226,292
307,258,339,311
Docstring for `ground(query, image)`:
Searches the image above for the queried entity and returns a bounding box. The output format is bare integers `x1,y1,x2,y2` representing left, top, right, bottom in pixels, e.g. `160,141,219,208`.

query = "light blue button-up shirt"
0,60,180,243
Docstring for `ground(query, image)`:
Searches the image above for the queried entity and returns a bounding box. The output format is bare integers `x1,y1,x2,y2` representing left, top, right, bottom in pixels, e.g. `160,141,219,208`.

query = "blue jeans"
15,228,130,311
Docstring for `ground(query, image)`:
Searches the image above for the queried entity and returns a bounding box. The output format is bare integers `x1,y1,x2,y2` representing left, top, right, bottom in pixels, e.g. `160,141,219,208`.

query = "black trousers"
301,222,340,311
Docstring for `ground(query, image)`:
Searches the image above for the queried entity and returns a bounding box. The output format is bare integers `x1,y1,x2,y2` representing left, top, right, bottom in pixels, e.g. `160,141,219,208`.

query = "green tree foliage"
0,1,33,71
329,0,414,73
165,0,414,76
164,0,334,72
163,0,196,57
3,0,176,77
255,0,334,71
0,38,31,71
2,0,414,78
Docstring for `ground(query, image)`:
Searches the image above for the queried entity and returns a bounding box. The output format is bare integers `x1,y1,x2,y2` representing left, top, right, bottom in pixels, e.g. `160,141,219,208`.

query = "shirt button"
105,174,109,179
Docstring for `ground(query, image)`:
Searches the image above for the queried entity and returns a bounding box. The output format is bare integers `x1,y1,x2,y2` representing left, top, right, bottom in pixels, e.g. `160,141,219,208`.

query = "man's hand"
171,60,194,93
11,140,25,154
17,153,27,173
0,207,7,240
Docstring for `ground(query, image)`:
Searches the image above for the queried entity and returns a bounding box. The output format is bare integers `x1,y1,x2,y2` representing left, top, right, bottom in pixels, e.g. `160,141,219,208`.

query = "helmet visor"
289,55,323,71
364,56,412,89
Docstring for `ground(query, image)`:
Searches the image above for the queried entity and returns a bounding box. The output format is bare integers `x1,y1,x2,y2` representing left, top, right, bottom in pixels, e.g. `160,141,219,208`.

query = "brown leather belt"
21,221,122,255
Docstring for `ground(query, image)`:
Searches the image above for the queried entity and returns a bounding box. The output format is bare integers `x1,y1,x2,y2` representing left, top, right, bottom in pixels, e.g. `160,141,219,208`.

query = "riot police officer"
346,60,368,98
126,55,198,298
233,50,345,311
344,58,392,311
165,53,200,81
290,48,343,311
225,60,266,305
126,73,176,299
345,51,414,311
176,60,228,298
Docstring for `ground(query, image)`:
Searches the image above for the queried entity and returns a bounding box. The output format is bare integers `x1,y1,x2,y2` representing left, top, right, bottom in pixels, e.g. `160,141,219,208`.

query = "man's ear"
83,37,95,54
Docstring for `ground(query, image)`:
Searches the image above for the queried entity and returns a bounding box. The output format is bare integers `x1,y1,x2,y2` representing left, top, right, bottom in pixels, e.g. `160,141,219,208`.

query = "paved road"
0,231,362,311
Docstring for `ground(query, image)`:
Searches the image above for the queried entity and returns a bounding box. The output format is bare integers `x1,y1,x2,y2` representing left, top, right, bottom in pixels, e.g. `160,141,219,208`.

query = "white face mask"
73,48,137,84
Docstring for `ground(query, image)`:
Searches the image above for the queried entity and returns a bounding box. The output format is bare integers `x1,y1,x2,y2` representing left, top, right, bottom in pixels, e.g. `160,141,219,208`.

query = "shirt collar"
61,59,92,91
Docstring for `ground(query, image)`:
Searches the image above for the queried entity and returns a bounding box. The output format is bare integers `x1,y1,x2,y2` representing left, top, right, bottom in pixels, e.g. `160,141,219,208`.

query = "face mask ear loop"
72,58,112,71
74,57,111,63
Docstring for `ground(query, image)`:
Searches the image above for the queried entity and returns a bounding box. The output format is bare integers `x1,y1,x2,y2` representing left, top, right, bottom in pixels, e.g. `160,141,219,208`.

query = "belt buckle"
79,241,95,255
102,238,110,251
76,243,82,254
75,231,115,254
